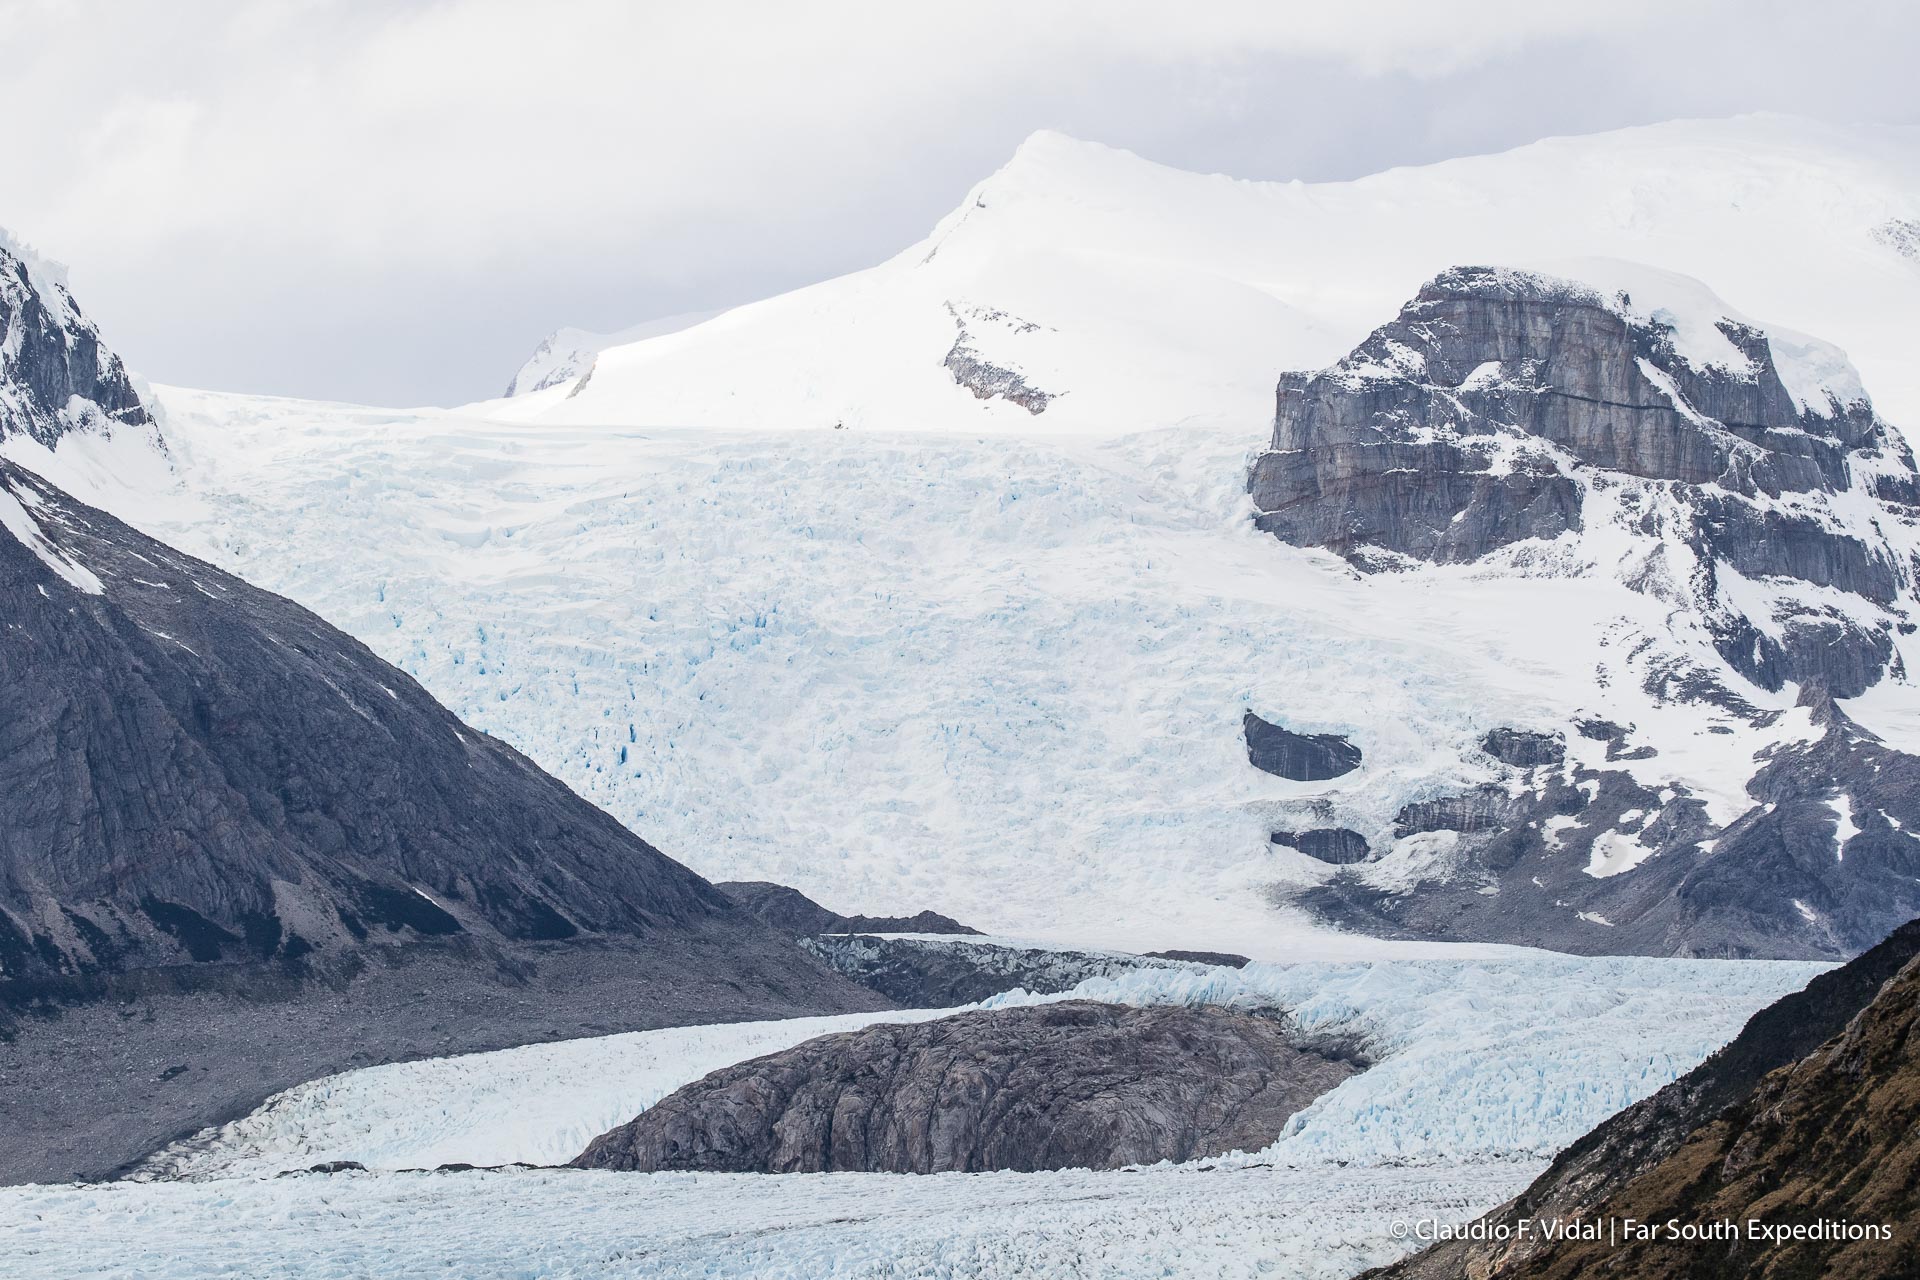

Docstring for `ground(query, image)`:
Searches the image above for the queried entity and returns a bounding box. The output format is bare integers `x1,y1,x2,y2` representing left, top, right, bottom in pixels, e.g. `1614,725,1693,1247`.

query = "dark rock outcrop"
1372,918,1920,1280
1145,949,1251,968
800,934,1223,1007
1302,689,1920,960
1271,828,1371,864
572,1001,1364,1174
1244,712,1361,781
1248,266,1920,960
717,881,980,937
1575,718,1658,762
1248,265,1920,697
0,459,885,1184
0,235,154,448
944,304,1054,414
1483,728,1565,768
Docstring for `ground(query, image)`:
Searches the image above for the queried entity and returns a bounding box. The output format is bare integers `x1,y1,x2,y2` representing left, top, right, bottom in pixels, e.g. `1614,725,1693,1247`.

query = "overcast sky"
4,0,1917,407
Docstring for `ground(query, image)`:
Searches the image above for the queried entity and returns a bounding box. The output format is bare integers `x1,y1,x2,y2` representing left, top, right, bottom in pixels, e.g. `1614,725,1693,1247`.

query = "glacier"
107,387,1917,957
5,953,1825,1278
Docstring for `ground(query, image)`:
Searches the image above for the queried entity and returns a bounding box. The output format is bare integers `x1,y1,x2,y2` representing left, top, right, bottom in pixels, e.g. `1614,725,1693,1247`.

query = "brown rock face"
1503,952,1920,1279
573,1000,1364,1174
1371,918,1920,1280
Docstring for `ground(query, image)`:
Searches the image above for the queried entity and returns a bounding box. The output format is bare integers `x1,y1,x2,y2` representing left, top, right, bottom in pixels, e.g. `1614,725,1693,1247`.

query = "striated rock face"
1271,828,1371,864
1246,264,1920,960
1244,712,1362,781
572,1001,1364,1174
1248,264,1920,698
0,455,730,975
1373,918,1920,1280
0,459,883,1183
0,233,154,448
1483,728,1565,768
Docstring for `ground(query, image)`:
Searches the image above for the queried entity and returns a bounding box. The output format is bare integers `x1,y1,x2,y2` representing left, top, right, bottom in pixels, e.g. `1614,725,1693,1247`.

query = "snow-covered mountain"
482,115,1920,440
1257,262,1920,957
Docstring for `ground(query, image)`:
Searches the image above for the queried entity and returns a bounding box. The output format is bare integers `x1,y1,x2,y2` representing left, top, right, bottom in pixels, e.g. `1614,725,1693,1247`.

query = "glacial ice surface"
9,954,1826,1278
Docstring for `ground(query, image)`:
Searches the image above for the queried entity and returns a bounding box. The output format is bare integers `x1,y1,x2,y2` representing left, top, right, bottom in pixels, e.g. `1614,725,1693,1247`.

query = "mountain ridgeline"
1252,265,1920,959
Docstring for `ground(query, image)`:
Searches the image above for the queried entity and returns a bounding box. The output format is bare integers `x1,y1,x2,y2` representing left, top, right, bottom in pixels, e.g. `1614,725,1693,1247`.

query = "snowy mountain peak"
485,114,1920,439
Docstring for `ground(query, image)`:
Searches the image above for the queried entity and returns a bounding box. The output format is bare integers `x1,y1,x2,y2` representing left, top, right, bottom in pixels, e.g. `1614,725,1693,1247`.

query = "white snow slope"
7,955,1823,1279
482,115,1920,440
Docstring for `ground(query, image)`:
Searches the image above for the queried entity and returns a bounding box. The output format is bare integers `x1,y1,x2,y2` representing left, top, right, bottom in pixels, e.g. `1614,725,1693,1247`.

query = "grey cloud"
3,0,1915,405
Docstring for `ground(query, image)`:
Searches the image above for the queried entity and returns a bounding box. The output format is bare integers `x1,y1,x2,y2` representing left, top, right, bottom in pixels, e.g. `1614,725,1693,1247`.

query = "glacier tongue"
24,953,1824,1280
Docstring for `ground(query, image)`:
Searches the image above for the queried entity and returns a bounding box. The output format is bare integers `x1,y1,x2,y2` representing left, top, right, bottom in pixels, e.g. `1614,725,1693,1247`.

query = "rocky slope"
1374,917,1920,1279
1254,264,1920,958
0,231,155,449
717,881,979,937
572,1000,1363,1174
0,458,885,1184
1496,952,1920,1279
799,934,1239,1007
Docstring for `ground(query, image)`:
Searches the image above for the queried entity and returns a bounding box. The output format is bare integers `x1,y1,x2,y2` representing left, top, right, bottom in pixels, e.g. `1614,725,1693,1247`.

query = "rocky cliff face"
1303,689,1920,960
1251,265,1920,959
1250,264,1918,698
572,1000,1363,1174
1374,918,1920,1280
0,233,154,449
0,459,883,1183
